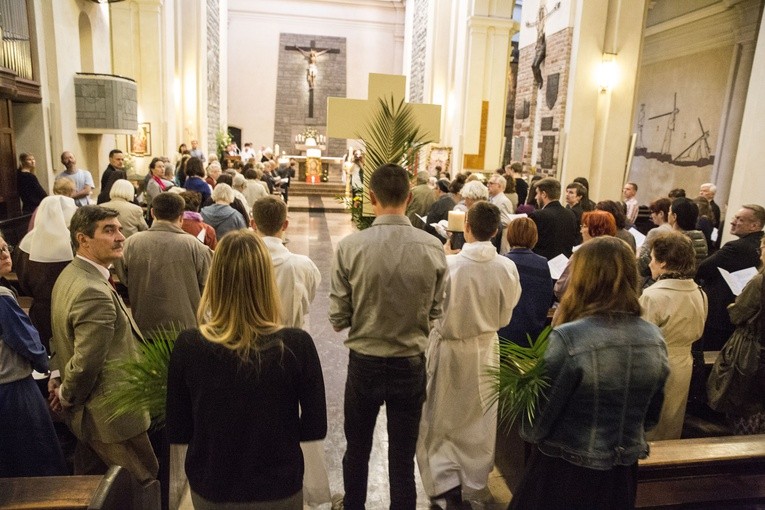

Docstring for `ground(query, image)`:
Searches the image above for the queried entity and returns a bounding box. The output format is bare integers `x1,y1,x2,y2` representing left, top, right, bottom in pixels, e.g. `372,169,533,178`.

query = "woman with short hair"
201,183,247,239
640,232,707,440
499,218,553,346
553,210,616,300
638,198,673,279
510,237,669,510
167,230,327,509
597,200,636,252
100,179,148,238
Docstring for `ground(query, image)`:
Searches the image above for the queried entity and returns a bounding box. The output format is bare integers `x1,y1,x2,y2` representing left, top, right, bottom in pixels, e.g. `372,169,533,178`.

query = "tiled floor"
286,206,512,509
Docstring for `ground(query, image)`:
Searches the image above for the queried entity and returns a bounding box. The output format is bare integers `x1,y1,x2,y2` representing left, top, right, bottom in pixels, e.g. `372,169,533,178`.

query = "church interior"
1,0,765,508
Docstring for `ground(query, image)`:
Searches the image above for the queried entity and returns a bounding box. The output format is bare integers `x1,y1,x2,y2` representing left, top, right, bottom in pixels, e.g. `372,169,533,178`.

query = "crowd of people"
2,148,764,510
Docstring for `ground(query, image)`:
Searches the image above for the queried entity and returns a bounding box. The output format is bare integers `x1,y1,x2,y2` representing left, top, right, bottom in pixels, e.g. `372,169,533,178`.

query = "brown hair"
506,217,538,249
466,201,500,241
651,231,697,277
251,196,287,236
553,236,641,326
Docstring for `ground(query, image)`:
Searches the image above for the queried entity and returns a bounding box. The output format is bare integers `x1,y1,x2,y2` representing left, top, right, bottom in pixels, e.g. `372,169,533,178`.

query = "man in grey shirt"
330,164,448,509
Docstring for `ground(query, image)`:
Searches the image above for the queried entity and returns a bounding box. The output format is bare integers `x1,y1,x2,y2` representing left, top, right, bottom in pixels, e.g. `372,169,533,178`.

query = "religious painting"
128,123,151,157
427,146,452,177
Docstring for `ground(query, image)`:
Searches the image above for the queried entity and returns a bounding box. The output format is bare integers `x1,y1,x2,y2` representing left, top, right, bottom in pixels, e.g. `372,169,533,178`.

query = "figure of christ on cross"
285,41,340,90
525,1,561,89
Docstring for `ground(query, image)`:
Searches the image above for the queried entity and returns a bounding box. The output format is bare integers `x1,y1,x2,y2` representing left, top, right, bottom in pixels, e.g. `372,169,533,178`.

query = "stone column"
724,5,765,245
559,0,646,199
710,0,761,217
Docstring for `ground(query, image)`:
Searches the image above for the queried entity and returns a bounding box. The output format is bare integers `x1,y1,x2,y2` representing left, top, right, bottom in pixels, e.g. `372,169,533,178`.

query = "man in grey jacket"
114,193,212,336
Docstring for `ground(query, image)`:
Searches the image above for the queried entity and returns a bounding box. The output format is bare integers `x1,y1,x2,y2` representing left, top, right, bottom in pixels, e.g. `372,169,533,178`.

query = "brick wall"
408,0,429,103
513,27,573,178
207,0,221,157
274,34,347,157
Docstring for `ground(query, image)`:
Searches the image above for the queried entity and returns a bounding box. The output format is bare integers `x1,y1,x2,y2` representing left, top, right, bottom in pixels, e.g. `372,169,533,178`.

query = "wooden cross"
327,73,442,214
285,40,340,117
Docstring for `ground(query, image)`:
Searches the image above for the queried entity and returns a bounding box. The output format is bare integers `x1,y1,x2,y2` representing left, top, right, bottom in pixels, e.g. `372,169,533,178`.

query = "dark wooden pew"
0,466,160,510
636,435,765,508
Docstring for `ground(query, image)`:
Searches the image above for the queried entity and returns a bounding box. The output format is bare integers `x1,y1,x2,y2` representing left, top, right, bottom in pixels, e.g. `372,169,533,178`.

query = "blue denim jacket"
521,314,669,470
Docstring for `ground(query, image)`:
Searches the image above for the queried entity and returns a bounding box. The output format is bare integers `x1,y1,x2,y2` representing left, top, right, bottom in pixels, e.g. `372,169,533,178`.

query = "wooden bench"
0,465,160,510
636,435,765,508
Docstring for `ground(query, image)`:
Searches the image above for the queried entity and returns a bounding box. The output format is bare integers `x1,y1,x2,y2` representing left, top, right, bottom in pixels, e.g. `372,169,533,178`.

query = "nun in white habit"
16,195,76,353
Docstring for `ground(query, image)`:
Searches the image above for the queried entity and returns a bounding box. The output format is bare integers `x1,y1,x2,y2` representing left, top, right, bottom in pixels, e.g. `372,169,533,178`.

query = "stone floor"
285,206,512,509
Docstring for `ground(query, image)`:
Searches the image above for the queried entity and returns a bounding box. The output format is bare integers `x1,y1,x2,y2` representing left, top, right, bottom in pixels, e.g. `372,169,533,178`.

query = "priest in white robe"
417,201,521,509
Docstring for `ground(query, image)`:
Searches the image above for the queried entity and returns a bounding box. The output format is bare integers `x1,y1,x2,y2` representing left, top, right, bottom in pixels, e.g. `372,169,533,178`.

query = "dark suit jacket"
97,165,127,204
530,201,578,260
50,257,150,443
696,231,763,350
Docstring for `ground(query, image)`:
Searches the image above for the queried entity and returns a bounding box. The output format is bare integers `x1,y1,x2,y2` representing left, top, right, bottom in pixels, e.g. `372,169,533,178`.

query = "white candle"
448,210,465,232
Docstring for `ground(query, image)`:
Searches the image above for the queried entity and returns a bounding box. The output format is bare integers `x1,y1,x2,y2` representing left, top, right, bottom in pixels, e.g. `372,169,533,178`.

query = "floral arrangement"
301,127,320,140
215,129,233,156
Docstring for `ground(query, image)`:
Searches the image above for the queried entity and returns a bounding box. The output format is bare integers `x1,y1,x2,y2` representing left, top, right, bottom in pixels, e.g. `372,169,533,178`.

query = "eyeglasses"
0,245,13,255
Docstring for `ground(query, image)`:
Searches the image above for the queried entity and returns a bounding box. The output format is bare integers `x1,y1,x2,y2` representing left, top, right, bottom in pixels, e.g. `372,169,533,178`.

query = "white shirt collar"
76,254,111,280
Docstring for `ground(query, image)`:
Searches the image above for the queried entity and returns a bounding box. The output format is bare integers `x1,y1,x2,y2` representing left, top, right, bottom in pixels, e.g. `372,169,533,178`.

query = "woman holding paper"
639,232,707,440
553,211,616,301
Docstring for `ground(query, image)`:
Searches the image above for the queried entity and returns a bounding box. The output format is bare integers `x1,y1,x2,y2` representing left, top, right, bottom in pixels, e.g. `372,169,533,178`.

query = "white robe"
417,241,521,496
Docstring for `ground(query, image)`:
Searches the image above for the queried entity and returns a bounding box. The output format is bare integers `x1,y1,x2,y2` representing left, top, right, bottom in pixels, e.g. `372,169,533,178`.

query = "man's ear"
250,219,258,231
406,191,413,207
369,190,378,206
281,219,289,232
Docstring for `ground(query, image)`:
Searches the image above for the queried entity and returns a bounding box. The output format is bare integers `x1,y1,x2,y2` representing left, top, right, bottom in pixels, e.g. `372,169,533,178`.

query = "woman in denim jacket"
510,237,669,510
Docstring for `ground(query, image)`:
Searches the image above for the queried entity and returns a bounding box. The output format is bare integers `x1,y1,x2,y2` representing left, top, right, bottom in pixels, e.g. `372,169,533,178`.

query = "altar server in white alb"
417,201,521,509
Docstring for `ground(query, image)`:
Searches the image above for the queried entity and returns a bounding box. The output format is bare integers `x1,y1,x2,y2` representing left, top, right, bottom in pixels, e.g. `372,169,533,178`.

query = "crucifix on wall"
285,40,340,117
525,1,560,89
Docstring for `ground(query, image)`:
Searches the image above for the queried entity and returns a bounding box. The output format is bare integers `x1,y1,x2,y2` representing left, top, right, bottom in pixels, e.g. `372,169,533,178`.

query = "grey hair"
461,180,489,201
212,183,235,204
109,179,135,201
701,182,717,194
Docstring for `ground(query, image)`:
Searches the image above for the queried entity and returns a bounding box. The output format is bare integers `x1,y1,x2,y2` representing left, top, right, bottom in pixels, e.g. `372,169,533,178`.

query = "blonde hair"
53,177,75,197
197,230,282,359
553,236,641,326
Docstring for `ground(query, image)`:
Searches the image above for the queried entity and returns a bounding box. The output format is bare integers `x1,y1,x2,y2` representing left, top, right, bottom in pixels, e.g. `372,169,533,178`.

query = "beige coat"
100,198,148,238
51,257,150,443
640,278,708,440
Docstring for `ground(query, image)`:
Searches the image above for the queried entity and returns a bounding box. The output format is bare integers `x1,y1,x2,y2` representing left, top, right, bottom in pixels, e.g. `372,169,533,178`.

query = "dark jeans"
343,350,426,510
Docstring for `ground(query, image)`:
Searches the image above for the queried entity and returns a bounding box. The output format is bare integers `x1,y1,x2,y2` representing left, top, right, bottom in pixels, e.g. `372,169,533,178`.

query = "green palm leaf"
99,325,181,428
352,95,434,229
486,326,551,432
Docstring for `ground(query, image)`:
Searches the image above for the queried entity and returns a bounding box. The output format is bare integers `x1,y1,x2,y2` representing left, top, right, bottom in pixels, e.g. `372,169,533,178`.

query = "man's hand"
47,378,71,413
444,237,461,255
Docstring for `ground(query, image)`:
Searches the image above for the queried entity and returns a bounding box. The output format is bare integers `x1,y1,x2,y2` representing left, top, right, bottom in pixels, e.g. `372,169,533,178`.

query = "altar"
286,154,344,183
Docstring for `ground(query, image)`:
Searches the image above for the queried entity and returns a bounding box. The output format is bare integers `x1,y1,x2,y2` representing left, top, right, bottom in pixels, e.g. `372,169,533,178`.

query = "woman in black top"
167,230,327,509
17,153,48,214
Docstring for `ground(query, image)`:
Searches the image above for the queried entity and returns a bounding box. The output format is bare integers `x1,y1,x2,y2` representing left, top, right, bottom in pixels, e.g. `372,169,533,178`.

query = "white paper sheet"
548,253,569,280
711,228,719,242
718,266,758,296
629,227,646,250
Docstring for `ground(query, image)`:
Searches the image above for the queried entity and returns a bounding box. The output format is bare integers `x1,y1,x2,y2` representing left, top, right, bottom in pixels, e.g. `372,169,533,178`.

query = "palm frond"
99,324,182,428
485,326,552,432
352,95,434,229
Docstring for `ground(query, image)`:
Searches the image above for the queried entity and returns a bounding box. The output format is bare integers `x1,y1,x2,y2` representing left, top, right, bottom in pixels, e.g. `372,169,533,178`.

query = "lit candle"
448,210,465,232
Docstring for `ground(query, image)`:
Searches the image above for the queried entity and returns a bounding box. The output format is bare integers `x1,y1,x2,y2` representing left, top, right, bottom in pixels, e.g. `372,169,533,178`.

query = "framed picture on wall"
128,123,151,157
427,145,452,177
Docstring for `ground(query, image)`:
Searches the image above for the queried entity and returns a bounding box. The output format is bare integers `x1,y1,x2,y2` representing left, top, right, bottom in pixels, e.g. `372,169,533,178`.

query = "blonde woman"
166,230,326,509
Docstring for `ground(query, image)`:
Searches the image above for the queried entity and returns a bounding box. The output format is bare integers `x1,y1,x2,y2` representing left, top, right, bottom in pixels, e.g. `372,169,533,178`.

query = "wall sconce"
598,53,617,93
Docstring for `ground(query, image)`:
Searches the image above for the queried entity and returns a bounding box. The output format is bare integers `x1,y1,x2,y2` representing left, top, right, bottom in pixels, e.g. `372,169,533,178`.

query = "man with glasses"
697,205,765,351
